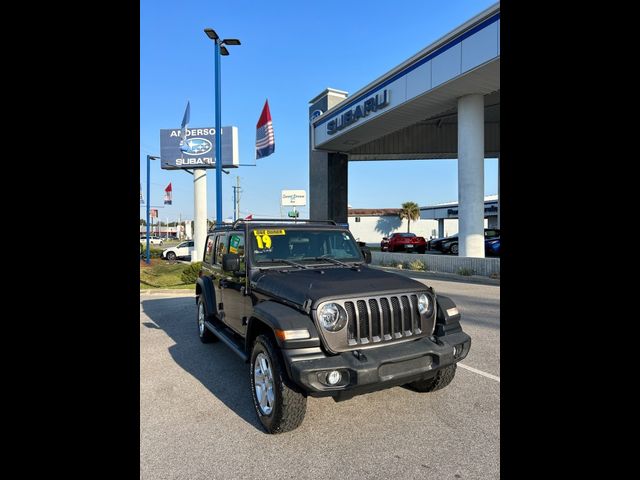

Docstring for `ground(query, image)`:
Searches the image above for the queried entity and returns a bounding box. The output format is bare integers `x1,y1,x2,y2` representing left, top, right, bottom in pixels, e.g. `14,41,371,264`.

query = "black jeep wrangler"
195,219,470,433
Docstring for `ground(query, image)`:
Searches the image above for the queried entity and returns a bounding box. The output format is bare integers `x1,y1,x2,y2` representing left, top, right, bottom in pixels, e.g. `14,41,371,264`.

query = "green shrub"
457,267,476,276
181,261,203,284
408,259,427,271
140,245,164,258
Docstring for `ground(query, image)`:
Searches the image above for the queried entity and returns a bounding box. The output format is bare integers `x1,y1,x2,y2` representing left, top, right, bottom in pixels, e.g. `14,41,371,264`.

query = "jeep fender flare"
434,294,462,336
195,276,217,317
246,301,321,352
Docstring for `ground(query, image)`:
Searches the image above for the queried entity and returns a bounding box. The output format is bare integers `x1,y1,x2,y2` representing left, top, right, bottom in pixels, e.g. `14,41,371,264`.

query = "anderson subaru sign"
159,126,239,170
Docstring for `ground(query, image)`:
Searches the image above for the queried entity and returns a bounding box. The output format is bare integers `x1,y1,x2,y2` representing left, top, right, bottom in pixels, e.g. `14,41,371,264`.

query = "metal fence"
371,252,500,277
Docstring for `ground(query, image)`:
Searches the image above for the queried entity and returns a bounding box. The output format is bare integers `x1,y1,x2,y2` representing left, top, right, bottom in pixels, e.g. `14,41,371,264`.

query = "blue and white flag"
256,99,275,159
179,101,190,153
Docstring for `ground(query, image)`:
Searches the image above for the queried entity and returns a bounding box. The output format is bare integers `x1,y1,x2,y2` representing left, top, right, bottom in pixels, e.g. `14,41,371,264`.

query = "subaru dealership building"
309,2,500,257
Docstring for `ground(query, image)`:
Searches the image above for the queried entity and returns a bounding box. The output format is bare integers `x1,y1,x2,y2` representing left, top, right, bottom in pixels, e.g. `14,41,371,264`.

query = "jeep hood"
252,266,426,307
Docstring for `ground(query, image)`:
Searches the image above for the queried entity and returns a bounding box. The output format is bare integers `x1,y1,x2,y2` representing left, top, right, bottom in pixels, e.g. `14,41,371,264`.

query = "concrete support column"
437,219,445,238
193,168,207,263
309,151,348,223
309,88,349,224
497,155,500,229
457,94,485,258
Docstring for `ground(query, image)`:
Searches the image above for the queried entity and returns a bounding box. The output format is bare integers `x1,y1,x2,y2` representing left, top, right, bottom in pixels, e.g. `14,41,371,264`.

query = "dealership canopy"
309,2,500,258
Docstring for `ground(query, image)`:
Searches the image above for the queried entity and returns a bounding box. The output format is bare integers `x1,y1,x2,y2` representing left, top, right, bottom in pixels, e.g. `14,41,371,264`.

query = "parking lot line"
458,363,500,382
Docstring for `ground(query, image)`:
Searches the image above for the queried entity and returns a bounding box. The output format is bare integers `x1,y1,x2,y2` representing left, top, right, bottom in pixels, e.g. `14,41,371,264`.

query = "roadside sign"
159,126,239,170
281,190,306,206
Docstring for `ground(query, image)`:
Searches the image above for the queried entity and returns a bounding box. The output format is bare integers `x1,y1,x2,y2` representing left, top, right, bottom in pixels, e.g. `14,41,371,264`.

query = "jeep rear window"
250,229,362,265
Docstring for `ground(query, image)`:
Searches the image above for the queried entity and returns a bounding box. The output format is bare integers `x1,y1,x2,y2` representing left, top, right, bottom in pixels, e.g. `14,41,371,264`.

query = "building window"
355,217,361,222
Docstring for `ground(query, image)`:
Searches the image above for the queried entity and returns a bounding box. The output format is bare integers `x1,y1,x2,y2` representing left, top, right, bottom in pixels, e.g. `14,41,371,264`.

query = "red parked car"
381,233,428,253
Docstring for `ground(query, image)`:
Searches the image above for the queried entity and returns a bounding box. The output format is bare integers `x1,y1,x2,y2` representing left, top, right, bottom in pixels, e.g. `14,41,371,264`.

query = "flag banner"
164,182,173,205
179,101,190,154
150,209,158,218
256,99,275,159
140,183,144,204
245,214,253,220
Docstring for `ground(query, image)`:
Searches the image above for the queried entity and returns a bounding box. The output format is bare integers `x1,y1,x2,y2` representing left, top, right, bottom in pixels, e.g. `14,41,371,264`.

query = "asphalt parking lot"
140,275,499,480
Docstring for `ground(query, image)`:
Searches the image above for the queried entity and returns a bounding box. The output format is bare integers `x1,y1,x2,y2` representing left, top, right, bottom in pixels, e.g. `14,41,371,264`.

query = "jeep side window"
215,234,228,265
203,235,215,264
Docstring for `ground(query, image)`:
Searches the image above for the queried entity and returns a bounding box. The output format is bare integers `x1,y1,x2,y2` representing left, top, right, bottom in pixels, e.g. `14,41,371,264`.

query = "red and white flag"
164,183,172,205
245,214,253,220
256,100,275,159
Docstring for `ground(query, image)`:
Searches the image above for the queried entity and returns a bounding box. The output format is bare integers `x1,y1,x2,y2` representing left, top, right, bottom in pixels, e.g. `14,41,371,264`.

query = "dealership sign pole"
145,155,160,264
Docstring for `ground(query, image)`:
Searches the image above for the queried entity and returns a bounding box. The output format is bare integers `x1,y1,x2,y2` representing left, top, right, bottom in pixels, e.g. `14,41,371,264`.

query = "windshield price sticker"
253,229,285,236
253,229,285,250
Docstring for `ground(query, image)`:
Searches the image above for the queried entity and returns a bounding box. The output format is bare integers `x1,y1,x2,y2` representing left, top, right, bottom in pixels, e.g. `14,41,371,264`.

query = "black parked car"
428,228,500,255
195,219,470,433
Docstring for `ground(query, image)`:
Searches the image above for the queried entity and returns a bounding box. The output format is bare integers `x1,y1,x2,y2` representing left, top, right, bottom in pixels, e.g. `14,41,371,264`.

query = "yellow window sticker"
253,229,285,236
255,235,271,249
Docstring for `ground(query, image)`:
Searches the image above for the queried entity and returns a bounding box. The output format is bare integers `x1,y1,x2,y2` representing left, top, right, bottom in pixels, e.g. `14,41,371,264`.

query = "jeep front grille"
343,294,430,346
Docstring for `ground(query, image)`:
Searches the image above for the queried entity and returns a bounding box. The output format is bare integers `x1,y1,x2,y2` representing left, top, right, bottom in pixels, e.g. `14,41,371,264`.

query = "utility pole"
232,176,242,222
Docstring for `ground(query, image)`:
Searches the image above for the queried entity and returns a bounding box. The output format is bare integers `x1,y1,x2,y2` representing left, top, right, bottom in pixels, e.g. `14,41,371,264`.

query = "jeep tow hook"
352,350,367,361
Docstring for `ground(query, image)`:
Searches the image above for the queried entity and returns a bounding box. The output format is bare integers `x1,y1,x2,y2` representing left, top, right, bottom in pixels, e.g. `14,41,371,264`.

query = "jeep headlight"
318,303,347,332
418,293,434,316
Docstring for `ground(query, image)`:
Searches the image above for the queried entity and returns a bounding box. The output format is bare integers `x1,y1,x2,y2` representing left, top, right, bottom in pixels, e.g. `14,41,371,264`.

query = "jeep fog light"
453,344,463,358
318,303,347,331
327,370,342,385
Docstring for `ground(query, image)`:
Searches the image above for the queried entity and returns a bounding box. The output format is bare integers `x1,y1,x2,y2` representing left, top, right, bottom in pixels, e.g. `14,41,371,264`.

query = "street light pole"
214,39,222,227
146,155,160,264
204,28,240,228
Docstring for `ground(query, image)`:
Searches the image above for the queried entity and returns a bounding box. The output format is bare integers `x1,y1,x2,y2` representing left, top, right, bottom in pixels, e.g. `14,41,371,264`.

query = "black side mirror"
357,242,372,264
222,253,240,272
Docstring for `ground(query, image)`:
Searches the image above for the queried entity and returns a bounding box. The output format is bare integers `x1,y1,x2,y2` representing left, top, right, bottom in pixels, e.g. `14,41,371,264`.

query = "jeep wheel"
250,334,307,434
166,251,176,261
197,295,217,343
450,243,459,255
408,364,457,392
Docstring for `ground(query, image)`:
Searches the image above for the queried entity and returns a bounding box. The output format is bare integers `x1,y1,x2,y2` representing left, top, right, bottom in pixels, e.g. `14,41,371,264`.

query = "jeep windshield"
250,228,363,266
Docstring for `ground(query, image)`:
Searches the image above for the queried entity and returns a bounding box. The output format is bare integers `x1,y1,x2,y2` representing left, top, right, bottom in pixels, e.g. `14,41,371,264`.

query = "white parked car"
140,236,164,246
162,240,194,261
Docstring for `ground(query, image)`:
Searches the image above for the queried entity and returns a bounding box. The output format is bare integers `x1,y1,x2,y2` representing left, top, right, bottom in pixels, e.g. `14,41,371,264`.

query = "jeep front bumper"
281,330,471,401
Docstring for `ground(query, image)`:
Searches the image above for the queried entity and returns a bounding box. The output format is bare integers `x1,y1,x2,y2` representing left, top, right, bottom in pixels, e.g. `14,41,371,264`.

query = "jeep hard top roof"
208,218,343,233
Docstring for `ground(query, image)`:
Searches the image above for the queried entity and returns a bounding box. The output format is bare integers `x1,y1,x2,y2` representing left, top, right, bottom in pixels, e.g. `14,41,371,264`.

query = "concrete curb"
370,265,500,286
140,289,195,295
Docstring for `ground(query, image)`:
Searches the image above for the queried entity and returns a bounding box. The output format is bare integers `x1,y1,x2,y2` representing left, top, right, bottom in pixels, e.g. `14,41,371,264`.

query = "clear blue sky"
140,0,498,222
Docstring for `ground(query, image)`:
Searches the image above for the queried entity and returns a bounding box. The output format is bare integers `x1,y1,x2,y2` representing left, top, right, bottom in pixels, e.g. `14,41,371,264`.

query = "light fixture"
204,28,218,40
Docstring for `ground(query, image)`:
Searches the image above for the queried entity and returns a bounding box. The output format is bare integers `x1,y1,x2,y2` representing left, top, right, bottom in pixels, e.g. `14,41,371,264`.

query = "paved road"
140,276,499,480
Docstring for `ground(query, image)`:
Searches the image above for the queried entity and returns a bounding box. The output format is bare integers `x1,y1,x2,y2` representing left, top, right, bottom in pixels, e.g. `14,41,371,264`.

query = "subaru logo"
310,109,323,123
179,137,212,155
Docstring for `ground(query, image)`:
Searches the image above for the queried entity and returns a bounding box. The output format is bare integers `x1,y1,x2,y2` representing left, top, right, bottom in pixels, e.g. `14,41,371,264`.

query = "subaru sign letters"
159,126,239,170
326,90,389,135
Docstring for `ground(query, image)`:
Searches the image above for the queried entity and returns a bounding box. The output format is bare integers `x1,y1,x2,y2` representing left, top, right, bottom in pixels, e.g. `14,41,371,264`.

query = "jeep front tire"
197,295,217,343
250,334,307,434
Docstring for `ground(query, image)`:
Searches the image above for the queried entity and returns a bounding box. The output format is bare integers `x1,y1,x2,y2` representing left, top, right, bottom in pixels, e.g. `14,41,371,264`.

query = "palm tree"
399,201,420,233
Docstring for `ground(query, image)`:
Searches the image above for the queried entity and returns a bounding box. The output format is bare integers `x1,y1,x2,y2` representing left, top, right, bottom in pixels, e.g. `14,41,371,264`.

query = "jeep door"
218,232,249,335
201,233,223,318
